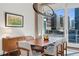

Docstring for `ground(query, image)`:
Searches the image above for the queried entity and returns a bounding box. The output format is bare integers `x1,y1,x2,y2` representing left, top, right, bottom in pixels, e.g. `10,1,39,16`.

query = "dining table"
18,37,65,56
18,36,64,47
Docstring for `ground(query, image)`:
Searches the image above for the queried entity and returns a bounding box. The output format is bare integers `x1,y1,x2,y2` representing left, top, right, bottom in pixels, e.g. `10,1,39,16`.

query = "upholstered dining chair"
25,36,44,56
18,41,32,56
31,45,44,56
24,36,43,55
42,41,63,56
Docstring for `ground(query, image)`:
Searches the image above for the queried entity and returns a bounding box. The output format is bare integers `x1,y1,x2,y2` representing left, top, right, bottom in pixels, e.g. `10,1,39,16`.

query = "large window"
43,9,64,34
68,8,79,43
68,8,75,30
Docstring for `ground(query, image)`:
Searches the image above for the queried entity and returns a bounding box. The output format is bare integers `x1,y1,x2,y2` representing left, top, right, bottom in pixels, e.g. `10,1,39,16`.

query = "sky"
54,8,75,21
47,9,64,16
54,9,64,16
46,8,75,21
68,8,75,20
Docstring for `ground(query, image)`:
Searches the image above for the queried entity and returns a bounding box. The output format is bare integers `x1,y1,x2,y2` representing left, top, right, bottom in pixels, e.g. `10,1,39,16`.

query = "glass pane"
75,8,79,29
77,39,79,43
77,36,79,39
68,30,76,35
68,8,79,43
68,8,76,43
68,35,76,43
54,9,64,28
43,9,64,34
68,8,75,30
77,30,79,35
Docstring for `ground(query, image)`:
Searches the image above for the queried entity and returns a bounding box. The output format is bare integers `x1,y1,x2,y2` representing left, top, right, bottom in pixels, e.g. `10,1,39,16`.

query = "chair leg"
61,44,64,56
63,42,67,56
62,43,64,56
3,51,5,55
65,42,67,56
56,44,63,56
56,46,58,56
27,51,29,56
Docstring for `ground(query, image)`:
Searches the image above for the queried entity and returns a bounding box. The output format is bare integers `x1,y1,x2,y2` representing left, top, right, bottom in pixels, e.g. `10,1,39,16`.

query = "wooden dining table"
18,37,65,56
27,39,50,46
18,37,64,47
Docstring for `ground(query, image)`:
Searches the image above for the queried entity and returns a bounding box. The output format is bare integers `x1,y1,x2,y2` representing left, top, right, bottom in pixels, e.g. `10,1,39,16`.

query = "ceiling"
38,3,79,10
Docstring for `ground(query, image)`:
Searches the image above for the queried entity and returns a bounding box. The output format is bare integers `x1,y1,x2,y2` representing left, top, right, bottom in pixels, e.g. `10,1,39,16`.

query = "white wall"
0,3,35,54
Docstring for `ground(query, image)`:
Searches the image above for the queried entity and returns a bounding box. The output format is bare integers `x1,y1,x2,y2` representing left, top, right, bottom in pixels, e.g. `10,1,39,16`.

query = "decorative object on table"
44,34,49,42
5,12,24,27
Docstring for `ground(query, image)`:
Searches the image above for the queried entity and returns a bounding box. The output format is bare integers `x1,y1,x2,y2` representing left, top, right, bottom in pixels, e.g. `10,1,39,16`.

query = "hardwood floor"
67,47,79,56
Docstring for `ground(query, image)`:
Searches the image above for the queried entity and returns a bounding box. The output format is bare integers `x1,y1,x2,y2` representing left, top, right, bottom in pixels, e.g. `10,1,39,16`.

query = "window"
43,9,64,34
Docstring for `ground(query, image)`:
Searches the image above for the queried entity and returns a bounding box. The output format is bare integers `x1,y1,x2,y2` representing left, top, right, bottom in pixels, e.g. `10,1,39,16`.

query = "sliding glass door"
68,7,79,47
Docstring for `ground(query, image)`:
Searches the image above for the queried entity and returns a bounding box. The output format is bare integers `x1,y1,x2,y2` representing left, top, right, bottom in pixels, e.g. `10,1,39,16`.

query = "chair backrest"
2,38,18,52
44,41,62,55
18,41,32,56
44,43,55,54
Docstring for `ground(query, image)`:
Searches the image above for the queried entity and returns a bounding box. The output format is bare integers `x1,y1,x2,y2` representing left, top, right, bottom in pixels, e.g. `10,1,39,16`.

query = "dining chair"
31,45,44,55
56,43,63,56
17,36,34,55
31,45,44,56
42,41,63,56
18,41,32,56
25,36,43,55
42,43,55,56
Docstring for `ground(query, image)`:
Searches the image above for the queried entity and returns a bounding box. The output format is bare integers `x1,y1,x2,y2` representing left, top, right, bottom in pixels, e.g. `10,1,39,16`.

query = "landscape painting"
5,12,23,27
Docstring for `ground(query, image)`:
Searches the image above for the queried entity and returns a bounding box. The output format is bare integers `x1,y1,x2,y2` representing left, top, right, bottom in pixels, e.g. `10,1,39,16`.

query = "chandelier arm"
33,3,55,17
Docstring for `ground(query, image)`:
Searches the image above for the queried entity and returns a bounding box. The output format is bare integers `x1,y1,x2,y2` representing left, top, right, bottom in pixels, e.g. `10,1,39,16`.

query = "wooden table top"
27,39,50,46
18,38,62,46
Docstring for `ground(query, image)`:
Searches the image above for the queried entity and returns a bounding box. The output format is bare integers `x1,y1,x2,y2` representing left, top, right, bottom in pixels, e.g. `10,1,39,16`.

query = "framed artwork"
5,12,24,27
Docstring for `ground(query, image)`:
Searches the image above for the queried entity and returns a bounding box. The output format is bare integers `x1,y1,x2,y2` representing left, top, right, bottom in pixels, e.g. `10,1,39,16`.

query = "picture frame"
5,12,24,27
